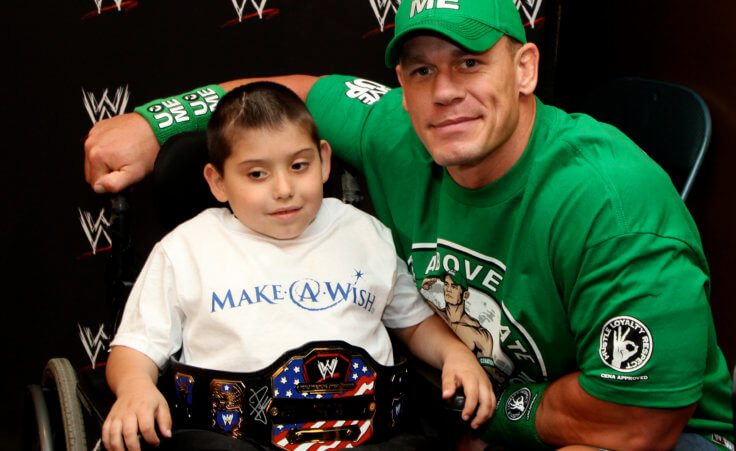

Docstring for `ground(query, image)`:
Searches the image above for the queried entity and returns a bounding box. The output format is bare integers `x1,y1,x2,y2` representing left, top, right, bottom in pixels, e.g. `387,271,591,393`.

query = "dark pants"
159,429,439,450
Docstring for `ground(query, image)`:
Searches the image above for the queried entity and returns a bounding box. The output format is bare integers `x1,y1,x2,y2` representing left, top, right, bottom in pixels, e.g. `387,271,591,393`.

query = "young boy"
102,82,493,451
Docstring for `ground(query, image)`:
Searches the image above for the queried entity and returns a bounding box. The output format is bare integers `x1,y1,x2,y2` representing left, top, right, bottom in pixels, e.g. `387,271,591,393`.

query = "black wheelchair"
23,132,469,451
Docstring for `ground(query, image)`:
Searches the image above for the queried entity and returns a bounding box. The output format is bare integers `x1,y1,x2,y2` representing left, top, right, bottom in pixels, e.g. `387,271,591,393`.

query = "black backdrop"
4,1,561,447
6,1,736,449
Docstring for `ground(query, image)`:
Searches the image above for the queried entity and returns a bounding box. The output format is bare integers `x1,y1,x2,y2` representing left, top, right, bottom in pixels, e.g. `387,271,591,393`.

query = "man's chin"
424,139,486,166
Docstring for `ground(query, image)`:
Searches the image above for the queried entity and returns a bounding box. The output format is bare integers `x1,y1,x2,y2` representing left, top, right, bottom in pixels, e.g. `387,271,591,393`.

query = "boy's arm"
84,74,322,193
103,345,171,451
392,314,496,429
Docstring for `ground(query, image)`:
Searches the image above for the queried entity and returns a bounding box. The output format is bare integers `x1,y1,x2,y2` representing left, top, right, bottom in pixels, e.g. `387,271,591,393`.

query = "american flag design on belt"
271,356,377,449
273,420,372,450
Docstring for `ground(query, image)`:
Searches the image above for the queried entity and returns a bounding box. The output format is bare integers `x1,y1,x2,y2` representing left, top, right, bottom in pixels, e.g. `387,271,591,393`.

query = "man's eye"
413,66,430,76
463,59,478,68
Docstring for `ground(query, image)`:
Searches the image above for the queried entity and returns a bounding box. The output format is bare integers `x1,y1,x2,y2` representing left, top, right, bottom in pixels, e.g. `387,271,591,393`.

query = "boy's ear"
319,140,332,184
203,163,228,203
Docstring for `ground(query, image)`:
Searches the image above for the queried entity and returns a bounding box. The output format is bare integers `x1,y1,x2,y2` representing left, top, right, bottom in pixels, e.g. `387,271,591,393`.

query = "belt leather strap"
168,341,409,449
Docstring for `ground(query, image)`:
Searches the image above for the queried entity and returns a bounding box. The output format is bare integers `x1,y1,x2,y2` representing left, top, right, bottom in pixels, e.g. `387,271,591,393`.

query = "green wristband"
134,84,226,145
481,382,551,449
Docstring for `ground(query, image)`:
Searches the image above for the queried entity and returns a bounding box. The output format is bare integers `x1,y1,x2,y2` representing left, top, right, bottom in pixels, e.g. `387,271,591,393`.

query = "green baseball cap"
385,0,527,68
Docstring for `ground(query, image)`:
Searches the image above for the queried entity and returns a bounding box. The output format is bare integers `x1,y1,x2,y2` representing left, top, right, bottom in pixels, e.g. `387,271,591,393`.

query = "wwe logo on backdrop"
79,208,112,254
231,0,268,21
368,0,400,31
82,86,130,124
515,0,543,28
79,323,109,368
93,0,123,14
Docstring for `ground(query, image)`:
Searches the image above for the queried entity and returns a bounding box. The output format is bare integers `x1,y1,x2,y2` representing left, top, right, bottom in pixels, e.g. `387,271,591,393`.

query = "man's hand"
84,112,160,193
101,376,172,451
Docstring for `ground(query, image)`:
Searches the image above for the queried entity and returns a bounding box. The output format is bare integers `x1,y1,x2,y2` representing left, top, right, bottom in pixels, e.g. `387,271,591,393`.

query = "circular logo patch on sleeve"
504,387,532,421
599,316,653,373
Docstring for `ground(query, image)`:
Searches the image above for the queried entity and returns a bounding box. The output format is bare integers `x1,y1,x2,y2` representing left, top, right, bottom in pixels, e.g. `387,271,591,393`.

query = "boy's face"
204,122,331,240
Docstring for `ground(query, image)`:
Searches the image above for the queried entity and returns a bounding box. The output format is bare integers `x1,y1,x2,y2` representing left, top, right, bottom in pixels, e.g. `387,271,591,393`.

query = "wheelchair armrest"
407,354,468,413
76,368,116,427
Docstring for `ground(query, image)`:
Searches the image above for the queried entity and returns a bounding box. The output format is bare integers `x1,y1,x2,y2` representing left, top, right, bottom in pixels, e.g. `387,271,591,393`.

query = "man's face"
396,35,522,180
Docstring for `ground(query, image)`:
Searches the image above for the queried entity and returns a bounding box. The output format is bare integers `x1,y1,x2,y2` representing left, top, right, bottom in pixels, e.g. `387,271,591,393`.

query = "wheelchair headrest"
152,131,224,231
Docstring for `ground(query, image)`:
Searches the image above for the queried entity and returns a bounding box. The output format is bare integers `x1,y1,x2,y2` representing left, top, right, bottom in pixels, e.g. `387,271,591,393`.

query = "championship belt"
169,341,409,449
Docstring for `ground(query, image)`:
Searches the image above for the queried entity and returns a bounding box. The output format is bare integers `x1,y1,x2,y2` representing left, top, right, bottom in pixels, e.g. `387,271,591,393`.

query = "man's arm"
392,314,496,430
84,74,322,193
535,371,695,450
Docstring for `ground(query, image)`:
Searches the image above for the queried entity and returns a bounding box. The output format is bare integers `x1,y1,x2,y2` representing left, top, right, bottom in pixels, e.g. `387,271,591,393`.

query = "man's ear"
318,140,332,184
396,65,409,112
203,163,228,203
516,42,540,96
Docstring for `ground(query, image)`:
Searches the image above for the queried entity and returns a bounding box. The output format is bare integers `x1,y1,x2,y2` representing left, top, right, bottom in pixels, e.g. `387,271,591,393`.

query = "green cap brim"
385,17,505,68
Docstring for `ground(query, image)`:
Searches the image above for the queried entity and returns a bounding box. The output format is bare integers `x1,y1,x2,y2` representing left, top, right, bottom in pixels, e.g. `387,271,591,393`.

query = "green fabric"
480,382,551,448
385,0,526,67
134,84,226,145
306,74,734,444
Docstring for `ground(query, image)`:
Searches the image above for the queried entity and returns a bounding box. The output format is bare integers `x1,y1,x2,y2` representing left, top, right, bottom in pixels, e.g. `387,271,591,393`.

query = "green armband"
134,84,227,145
480,382,552,449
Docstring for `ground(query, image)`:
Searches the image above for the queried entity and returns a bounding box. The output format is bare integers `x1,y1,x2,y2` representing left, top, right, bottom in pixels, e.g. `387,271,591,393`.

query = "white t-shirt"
111,198,433,372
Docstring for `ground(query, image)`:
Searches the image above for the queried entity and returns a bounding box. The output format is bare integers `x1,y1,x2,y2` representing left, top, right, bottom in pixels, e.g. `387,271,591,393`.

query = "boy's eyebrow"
292,147,317,157
235,147,317,166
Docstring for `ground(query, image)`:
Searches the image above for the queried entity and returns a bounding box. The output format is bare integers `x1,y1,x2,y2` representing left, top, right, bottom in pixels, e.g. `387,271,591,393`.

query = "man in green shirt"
84,0,734,449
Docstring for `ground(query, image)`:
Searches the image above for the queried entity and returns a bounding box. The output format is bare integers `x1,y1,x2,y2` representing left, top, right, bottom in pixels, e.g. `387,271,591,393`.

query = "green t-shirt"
306,75,733,444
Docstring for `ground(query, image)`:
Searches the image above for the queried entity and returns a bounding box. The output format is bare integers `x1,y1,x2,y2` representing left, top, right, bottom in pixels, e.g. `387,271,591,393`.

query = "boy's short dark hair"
206,81,321,172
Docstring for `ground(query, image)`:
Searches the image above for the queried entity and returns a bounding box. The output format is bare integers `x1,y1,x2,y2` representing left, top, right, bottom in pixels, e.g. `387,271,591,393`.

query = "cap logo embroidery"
410,0,459,18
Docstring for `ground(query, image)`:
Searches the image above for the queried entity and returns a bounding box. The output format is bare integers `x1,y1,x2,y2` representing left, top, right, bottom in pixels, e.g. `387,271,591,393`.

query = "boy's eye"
292,161,309,171
248,170,265,180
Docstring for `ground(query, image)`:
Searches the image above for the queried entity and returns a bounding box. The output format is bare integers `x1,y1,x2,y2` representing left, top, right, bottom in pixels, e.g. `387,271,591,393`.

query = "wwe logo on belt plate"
211,379,246,437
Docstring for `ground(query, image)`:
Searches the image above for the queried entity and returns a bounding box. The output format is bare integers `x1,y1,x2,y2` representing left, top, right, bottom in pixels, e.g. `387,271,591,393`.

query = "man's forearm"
85,74,324,193
219,74,322,102
535,372,695,450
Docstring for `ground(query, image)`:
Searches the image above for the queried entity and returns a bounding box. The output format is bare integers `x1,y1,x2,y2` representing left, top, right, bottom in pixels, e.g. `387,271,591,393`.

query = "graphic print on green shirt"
411,240,547,388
